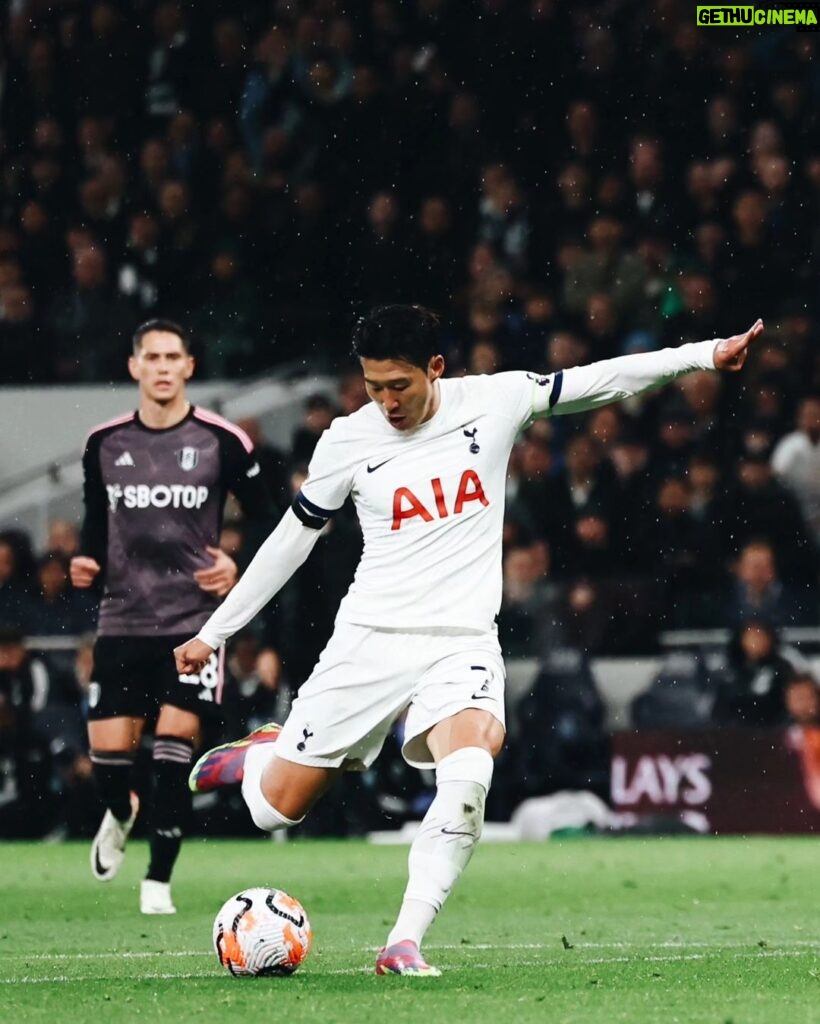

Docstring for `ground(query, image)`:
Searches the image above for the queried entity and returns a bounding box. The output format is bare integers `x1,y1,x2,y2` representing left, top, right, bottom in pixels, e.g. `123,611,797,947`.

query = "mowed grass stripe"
1,837,819,1024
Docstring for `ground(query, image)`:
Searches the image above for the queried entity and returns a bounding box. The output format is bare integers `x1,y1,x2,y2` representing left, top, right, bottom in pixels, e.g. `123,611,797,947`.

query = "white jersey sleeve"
534,339,719,419
196,508,321,649
484,339,717,431
292,418,356,526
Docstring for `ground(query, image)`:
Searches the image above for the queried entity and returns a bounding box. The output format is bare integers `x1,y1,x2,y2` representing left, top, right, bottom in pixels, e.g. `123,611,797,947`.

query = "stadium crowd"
0,1,819,835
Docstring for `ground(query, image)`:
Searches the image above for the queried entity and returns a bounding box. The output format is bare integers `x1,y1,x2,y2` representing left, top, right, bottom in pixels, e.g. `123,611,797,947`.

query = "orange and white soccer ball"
213,887,312,976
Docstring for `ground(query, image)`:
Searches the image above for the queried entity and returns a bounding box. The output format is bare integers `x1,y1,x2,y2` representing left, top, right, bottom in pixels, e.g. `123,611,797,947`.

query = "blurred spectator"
411,195,462,308
348,191,415,305
0,626,86,836
155,179,200,314
338,368,369,415
559,435,619,579
223,633,287,738
771,395,820,545
0,535,35,632
632,650,714,729
498,541,558,657
235,418,289,513
722,450,818,585
291,393,337,465
46,521,80,558
724,540,815,629
563,216,646,342
192,249,264,376
650,476,721,626
784,671,820,728
608,418,655,572
477,165,531,276
116,212,161,315
688,450,723,526
0,281,41,382
672,370,723,450
513,647,609,801
144,2,198,125
713,619,793,726
28,551,97,637
47,245,132,381
507,426,570,554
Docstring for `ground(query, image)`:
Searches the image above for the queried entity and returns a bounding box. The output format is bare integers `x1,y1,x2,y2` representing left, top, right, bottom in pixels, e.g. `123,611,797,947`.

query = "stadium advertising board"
611,727,820,833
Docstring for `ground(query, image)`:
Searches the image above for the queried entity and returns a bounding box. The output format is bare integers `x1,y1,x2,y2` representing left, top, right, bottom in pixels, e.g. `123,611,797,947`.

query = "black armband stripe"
549,370,563,409
292,490,341,529
291,499,328,530
297,490,336,518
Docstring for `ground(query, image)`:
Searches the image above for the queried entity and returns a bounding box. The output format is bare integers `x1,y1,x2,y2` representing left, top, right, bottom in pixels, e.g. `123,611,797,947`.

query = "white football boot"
90,792,139,881
140,879,177,915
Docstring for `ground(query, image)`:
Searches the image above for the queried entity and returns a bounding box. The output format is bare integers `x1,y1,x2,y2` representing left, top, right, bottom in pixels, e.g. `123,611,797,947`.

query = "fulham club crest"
176,446,199,471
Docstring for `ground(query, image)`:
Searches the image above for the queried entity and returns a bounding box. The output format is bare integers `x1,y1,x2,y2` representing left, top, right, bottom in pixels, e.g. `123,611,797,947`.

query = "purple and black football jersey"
80,407,274,637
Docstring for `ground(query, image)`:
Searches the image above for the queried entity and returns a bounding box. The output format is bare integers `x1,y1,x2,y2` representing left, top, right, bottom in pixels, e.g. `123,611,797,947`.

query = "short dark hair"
351,305,440,369
132,318,191,354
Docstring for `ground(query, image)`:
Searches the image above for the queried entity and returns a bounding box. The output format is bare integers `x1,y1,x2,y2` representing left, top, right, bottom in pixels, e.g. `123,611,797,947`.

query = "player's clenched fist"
70,556,101,588
174,637,215,675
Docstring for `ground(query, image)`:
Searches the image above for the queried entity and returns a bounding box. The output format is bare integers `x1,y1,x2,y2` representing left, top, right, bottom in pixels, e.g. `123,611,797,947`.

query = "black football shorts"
87,634,224,720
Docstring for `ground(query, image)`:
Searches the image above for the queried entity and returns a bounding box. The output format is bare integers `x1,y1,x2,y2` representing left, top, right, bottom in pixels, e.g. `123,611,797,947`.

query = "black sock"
90,750,135,823
146,736,194,884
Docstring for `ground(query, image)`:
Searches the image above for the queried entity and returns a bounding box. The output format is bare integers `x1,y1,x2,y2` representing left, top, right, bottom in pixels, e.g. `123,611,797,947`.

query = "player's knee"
245,781,304,833
483,718,506,759
259,777,312,824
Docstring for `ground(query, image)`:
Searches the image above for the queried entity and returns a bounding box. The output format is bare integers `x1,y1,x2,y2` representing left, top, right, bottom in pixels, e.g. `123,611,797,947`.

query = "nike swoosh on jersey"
367,458,394,473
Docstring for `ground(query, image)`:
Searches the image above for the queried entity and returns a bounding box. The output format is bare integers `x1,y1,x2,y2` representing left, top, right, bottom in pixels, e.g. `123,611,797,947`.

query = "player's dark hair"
351,305,441,369
132,318,191,354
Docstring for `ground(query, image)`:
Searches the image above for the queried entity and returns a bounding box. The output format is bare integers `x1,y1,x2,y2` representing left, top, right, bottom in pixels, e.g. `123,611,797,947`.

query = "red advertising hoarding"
611,727,820,833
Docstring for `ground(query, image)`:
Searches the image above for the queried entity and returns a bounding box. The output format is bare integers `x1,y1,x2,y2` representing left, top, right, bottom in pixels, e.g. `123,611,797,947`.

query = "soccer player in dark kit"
71,319,274,914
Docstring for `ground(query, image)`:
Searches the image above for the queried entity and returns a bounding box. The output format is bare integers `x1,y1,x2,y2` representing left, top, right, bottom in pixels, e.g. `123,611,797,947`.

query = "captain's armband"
291,490,339,530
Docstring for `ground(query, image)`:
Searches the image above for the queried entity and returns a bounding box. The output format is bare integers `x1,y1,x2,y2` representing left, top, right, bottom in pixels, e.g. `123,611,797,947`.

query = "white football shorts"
273,622,506,770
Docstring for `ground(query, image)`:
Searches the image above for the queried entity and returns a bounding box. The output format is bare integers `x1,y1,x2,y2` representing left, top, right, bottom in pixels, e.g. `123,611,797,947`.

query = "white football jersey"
299,372,540,633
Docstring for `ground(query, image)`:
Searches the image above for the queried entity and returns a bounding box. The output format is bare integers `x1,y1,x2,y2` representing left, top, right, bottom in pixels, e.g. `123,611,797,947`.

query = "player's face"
361,355,444,431
129,331,194,404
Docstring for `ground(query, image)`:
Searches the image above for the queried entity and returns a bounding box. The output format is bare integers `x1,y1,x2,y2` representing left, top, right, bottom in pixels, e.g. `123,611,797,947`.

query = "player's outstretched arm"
539,320,764,418
173,507,323,674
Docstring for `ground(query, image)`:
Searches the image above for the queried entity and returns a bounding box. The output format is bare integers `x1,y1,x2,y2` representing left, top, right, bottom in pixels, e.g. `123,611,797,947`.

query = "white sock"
242,747,302,832
386,746,494,948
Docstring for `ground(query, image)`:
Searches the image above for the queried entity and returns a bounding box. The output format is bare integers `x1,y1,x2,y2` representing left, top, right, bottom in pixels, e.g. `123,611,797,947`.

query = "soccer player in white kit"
176,306,764,975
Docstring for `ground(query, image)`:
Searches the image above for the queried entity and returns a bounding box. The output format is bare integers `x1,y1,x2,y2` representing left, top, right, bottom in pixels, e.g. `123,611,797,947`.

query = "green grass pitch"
1,837,818,1023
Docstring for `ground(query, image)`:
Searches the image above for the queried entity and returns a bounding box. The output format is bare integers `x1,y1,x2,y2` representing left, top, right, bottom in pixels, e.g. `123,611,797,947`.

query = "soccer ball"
212,887,312,977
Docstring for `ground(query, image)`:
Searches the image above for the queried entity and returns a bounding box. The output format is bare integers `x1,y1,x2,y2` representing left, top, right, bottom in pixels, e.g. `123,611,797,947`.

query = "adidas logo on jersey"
114,451,135,467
